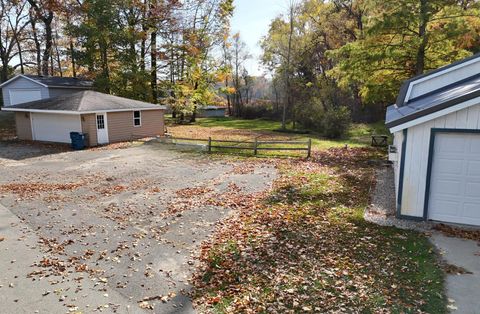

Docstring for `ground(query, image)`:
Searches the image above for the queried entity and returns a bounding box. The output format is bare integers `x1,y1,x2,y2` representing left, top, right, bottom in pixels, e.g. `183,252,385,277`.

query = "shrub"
240,101,273,119
295,97,324,131
322,106,351,139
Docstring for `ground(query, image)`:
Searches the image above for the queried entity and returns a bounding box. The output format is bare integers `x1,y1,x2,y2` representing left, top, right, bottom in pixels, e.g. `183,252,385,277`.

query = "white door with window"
96,113,109,144
428,132,480,226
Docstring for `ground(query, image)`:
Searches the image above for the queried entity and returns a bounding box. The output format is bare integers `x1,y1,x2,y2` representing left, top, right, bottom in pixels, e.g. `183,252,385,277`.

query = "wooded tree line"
3,0,480,132
261,0,480,132
0,0,235,116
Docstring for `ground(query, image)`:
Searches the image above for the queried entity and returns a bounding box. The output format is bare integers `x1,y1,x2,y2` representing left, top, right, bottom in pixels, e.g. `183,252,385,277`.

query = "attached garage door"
9,89,42,106
31,113,82,143
428,132,480,226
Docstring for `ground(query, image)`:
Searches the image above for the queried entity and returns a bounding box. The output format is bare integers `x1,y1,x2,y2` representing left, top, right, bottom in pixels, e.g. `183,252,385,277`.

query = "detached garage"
2,90,166,146
387,54,480,227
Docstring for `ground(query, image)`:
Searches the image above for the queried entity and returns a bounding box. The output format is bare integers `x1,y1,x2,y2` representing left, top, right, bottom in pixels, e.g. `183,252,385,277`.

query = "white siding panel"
392,131,404,198
416,120,435,213
400,103,480,218
401,126,417,216
466,106,480,129
445,112,457,128
456,109,469,128
434,116,446,128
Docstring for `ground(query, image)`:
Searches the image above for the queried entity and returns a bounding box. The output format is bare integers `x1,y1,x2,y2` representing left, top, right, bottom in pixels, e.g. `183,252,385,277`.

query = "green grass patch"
169,117,390,152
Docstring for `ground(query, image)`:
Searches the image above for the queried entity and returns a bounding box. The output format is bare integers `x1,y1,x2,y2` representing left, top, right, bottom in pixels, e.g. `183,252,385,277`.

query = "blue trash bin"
70,132,85,150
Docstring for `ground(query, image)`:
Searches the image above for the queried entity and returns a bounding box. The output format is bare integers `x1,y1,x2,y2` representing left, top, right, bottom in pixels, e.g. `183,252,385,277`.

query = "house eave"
388,95,480,133
47,85,93,89
1,107,166,115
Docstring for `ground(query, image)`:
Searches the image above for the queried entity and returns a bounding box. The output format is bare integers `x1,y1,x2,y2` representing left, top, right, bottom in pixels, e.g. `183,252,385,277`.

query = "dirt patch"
168,124,301,142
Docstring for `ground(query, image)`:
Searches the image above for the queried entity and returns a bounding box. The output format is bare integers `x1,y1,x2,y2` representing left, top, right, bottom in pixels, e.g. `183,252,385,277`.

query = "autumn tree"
329,0,477,105
27,0,59,76
0,0,30,81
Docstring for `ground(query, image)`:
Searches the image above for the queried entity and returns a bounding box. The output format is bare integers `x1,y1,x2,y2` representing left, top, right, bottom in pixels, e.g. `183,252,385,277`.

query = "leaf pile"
191,148,446,313
433,223,480,244
0,182,83,198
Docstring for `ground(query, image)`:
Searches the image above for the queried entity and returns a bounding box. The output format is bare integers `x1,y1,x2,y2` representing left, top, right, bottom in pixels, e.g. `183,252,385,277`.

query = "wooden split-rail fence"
169,137,312,158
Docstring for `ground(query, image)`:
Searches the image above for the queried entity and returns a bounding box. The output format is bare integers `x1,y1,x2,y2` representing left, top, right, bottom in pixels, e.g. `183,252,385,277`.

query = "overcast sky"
230,0,285,76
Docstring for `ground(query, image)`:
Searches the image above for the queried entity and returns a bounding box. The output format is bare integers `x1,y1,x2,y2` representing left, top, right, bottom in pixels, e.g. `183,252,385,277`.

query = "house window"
97,115,105,129
133,111,141,127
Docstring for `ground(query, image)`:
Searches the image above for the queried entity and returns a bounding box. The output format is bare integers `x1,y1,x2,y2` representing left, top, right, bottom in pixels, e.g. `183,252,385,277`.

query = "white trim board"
0,74,48,88
1,107,166,115
390,96,480,133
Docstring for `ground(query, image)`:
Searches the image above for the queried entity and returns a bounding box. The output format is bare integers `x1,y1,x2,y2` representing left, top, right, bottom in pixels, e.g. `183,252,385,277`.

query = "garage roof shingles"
7,90,165,112
23,75,94,88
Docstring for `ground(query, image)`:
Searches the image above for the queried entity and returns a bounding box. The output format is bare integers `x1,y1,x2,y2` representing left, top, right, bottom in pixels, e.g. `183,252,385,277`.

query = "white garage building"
387,54,480,226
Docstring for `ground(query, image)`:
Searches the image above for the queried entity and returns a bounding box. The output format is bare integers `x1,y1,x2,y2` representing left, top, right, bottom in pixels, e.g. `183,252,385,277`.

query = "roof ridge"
77,90,87,111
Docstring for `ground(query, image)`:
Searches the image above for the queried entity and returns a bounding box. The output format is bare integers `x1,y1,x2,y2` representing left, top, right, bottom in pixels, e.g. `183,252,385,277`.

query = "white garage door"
31,113,82,143
429,132,480,226
9,89,42,106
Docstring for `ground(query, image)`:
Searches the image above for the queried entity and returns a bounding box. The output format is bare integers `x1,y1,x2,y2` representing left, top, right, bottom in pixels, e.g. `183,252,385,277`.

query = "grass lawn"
167,117,390,153
191,148,446,313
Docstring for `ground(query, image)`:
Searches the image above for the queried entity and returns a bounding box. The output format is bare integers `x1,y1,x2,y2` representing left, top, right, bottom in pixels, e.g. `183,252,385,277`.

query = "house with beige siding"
387,53,480,227
1,90,166,146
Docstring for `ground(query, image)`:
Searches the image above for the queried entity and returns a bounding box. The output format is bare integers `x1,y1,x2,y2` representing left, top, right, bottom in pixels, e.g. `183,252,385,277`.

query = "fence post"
254,138,258,155
208,137,212,152
307,139,312,158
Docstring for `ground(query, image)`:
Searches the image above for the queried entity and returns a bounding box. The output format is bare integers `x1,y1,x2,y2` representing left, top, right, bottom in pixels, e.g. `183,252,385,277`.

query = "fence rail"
168,136,312,158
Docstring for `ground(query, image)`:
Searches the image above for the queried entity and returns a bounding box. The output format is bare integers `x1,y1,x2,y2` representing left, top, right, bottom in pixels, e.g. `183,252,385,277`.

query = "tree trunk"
50,53,54,76
151,30,158,103
273,79,279,114
70,39,76,77
100,40,110,93
1,60,8,82
30,16,42,76
140,0,147,72
415,0,428,75
283,3,295,130
42,12,54,76
190,105,197,123
15,37,24,74
54,32,62,77
226,94,231,116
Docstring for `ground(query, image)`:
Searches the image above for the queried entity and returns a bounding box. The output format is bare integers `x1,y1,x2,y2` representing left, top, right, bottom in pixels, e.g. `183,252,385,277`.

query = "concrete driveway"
0,142,276,313
430,233,480,314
